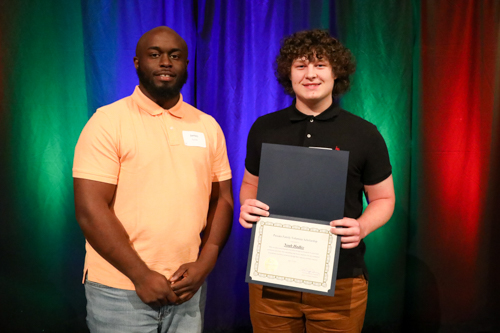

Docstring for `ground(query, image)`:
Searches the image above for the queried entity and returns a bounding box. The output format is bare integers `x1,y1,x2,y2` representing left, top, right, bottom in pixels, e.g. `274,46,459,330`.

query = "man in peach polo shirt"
73,26,233,332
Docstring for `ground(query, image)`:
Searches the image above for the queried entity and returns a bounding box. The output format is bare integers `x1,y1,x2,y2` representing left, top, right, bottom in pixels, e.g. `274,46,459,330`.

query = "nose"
159,54,172,67
305,64,317,79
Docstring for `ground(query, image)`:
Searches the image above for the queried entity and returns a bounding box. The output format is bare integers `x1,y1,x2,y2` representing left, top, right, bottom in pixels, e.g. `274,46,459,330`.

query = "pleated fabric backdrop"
0,1,498,332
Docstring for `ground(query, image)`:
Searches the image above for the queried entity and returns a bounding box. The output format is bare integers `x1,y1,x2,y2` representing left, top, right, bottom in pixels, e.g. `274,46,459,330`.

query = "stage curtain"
404,1,500,332
0,1,498,332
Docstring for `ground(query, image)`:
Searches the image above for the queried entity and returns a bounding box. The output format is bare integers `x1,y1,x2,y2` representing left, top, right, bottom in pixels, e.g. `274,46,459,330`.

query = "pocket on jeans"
85,279,112,289
353,275,368,287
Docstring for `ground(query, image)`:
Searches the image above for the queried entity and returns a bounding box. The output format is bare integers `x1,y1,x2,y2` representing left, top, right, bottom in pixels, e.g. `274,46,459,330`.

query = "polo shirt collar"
288,99,341,121
132,86,184,118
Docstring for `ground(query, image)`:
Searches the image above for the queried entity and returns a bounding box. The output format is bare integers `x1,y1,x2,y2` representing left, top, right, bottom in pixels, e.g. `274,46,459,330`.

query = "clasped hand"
134,261,209,307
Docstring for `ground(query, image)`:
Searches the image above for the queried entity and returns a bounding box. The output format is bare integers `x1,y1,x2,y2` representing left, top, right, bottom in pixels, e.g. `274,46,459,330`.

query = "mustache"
136,67,188,100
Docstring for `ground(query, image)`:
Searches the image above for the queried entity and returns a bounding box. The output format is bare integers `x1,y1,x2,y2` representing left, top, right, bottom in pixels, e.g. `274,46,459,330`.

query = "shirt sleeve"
211,121,232,182
361,128,392,185
244,118,263,176
73,111,120,185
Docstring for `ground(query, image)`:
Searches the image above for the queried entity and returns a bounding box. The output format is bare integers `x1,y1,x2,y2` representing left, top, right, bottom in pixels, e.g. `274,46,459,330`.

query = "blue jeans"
85,279,206,333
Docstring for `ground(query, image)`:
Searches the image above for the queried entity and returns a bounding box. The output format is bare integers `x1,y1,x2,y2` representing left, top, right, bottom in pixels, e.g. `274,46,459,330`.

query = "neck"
138,84,180,109
157,95,180,110
295,95,333,116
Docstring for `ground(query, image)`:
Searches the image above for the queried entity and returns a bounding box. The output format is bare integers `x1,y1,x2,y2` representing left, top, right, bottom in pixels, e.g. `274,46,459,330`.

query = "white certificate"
247,216,339,294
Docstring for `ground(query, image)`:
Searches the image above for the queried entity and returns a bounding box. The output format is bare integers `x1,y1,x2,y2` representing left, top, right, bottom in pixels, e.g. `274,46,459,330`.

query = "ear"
133,56,139,70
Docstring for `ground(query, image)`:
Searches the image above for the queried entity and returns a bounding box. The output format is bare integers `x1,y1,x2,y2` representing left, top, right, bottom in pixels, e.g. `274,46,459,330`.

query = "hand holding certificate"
245,143,349,296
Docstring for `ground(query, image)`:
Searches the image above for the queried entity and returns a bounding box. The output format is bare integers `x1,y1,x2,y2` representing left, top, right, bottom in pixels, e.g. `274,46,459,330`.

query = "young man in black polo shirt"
239,29,395,333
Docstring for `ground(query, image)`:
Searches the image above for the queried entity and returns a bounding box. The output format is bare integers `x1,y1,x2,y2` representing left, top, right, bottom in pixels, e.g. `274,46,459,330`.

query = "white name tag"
182,131,206,147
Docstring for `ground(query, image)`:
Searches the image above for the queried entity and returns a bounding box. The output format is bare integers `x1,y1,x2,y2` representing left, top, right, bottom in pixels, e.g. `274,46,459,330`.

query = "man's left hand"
330,218,365,249
170,261,210,304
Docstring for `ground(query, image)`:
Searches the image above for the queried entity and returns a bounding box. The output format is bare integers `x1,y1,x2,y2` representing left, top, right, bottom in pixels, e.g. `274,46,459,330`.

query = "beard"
136,66,188,102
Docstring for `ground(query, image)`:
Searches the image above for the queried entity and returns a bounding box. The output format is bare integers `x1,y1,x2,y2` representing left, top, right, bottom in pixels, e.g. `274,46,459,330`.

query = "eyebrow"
147,46,182,53
294,57,328,63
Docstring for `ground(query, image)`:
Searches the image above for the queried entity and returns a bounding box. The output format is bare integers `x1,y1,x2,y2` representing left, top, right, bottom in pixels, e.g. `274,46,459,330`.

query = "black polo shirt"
245,101,392,280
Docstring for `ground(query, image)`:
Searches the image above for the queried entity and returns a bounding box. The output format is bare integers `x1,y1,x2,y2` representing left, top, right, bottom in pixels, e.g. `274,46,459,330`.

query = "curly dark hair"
275,29,356,97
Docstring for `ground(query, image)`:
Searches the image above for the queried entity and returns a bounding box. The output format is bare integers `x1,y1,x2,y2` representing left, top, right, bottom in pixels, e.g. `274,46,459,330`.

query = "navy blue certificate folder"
245,143,349,296
258,143,349,223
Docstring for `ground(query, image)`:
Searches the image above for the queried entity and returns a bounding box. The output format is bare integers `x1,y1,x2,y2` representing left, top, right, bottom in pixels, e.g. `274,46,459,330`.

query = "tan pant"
249,276,368,333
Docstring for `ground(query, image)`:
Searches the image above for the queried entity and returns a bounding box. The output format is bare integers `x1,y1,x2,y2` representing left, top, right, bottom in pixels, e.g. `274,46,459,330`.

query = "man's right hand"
239,199,270,228
133,270,179,307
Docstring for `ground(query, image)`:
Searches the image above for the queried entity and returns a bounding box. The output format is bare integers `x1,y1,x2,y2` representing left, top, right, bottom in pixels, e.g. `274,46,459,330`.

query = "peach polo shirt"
73,86,232,290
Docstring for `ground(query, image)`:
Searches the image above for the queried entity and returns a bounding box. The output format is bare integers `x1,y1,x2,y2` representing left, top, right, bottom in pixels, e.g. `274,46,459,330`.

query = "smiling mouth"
156,73,175,82
303,83,320,89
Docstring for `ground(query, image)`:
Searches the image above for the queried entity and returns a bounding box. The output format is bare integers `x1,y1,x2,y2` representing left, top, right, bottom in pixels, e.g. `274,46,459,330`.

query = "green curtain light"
335,0,413,325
